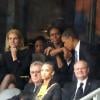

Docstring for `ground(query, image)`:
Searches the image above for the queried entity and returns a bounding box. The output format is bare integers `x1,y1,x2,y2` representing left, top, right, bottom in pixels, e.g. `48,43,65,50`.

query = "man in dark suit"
23,61,43,93
62,60,100,100
9,61,43,100
61,28,95,79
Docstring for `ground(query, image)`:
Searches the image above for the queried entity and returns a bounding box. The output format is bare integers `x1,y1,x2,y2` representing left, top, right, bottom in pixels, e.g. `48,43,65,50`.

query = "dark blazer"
58,41,95,85
62,78,100,100
79,41,95,77
58,57,74,86
2,48,32,89
23,83,35,93
67,41,96,80
0,54,7,82
79,41,92,61
34,81,62,100
23,83,41,95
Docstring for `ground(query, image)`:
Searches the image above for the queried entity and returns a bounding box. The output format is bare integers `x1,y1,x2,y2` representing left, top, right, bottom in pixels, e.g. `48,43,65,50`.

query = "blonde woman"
0,28,32,90
5,28,24,52
35,62,61,100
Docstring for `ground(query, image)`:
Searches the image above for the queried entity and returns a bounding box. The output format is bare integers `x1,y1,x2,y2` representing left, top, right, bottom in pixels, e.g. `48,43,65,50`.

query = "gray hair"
30,61,43,69
74,60,89,69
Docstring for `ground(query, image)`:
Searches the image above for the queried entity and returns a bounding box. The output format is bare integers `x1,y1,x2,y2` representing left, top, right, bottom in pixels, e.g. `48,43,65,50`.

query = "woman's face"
35,40,44,53
41,64,54,80
49,28,61,45
8,33,20,48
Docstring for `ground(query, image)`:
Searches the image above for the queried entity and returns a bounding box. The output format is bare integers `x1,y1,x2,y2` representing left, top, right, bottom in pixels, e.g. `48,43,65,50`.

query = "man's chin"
78,76,86,80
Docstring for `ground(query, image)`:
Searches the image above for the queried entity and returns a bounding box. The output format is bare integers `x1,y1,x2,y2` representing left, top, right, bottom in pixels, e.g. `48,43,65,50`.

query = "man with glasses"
23,61,43,93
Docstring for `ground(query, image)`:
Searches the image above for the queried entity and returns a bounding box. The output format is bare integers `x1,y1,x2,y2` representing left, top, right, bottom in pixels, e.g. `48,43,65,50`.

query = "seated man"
23,61,43,93
62,60,100,100
9,61,43,100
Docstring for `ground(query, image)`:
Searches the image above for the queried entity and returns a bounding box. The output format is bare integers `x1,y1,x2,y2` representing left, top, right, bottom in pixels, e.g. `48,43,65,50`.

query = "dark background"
0,0,100,52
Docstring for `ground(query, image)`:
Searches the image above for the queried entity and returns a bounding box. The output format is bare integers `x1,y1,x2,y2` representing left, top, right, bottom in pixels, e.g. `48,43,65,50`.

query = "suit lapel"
83,79,91,96
79,41,83,60
71,82,77,99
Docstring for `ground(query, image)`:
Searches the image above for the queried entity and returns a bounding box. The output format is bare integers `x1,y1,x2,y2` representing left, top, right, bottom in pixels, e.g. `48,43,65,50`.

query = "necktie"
75,83,83,100
33,85,38,93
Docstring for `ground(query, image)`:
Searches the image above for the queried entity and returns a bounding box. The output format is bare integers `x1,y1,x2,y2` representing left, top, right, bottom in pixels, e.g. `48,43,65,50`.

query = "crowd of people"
0,26,100,100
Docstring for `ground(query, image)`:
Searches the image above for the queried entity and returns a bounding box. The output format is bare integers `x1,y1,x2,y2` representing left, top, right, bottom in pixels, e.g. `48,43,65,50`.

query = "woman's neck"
43,78,51,85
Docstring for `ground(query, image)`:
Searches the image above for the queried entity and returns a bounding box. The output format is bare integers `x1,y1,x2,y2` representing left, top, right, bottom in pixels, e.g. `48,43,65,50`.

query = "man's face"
30,65,42,84
49,28,61,45
74,61,89,80
61,36,74,51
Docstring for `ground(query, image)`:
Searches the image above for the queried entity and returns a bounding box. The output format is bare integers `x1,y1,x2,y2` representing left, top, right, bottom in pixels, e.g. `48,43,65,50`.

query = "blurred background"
0,0,100,52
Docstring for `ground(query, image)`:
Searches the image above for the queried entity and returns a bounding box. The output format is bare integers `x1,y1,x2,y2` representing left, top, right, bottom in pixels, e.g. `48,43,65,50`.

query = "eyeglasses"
30,71,41,74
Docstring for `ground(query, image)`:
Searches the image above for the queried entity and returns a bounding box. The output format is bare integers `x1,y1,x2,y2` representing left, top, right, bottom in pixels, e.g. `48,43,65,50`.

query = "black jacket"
2,48,32,89
62,78,100,100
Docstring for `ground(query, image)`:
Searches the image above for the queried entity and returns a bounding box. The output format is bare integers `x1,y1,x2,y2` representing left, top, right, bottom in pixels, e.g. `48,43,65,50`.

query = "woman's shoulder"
2,51,11,58
19,47,32,55
20,46,29,52
47,82,61,92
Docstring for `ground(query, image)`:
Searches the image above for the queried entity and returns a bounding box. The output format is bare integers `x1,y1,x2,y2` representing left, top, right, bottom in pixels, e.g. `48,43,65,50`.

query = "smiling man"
62,60,100,100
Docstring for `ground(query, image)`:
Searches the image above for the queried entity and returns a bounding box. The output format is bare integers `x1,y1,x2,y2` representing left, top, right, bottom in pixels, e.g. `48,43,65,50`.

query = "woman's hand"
10,47,17,61
44,47,53,56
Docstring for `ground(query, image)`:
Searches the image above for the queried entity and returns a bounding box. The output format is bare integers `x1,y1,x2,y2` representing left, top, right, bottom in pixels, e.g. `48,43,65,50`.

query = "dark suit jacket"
23,83,41,95
0,54,7,82
62,78,100,100
59,57,74,84
23,83,35,93
59,41,95,83
79,41,92,62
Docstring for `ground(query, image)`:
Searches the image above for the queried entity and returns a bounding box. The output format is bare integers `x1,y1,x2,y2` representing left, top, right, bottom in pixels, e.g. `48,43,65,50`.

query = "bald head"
74,60,89,80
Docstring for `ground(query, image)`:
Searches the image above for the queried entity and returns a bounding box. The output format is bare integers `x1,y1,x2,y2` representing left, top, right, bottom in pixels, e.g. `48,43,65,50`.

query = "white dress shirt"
75,41,80,62
73,78,88,100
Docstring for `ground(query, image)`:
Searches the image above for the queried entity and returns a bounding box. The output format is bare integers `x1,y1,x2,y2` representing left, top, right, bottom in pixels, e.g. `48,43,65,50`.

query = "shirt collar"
78,78,88,85
77,78,88,91
75,41,80,52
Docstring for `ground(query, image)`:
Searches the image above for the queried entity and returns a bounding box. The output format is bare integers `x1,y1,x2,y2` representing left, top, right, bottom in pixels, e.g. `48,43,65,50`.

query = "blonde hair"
5,28,24,51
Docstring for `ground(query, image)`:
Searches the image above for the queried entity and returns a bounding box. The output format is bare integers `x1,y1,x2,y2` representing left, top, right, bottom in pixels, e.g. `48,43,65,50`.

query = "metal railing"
80,88,100,100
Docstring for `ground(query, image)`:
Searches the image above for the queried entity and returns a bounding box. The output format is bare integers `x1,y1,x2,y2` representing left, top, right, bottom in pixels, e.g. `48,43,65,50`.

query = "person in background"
34,36,46,54
44,25,68,87
0,28,32,90
62,60,100,100
44,25,64,69
61,28,96,79
31,36,47,62
0,54,7,90
9,61,43,100
35,62,62,100
23,61,43,94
